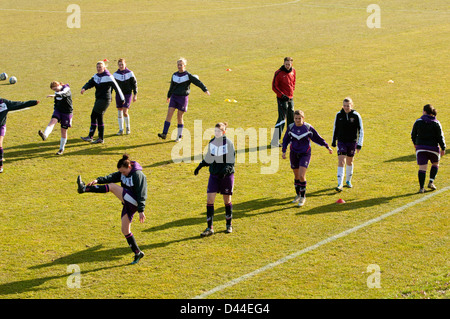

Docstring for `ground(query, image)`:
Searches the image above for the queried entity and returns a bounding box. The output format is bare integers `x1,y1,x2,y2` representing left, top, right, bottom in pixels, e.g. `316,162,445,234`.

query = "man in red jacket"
271,57,296,147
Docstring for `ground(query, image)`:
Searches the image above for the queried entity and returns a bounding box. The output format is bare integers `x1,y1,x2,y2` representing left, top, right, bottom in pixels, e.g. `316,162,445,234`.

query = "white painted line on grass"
194,186,450,299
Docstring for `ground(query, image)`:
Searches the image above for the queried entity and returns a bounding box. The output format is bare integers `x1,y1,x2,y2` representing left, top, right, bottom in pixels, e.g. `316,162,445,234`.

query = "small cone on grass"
336,198,345,204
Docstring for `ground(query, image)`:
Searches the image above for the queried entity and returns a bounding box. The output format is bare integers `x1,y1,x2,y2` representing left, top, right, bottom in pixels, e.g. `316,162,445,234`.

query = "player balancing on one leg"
194,122,236,237
282,110,333,207
0,97,40,173
77,154,147,264
80,60,125,144
411,104,446,193
331,97,364,192
38,81,73,155
113,58,138,135
158,57,210,142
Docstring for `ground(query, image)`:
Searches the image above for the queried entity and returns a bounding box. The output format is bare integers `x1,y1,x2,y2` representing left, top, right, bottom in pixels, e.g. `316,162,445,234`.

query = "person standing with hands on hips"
271,57,296,147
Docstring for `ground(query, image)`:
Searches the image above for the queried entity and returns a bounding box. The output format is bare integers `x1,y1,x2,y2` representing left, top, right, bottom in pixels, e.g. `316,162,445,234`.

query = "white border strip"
194,186,450,299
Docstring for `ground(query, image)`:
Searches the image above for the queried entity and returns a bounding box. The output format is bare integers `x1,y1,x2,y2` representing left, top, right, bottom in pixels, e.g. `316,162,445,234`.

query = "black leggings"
89,99,110,139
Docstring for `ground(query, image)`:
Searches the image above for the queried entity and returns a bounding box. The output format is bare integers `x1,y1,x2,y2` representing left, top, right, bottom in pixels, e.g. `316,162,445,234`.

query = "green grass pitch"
0,0,448,299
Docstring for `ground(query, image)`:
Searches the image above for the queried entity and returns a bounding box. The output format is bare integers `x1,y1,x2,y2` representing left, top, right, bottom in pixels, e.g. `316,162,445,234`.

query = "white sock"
346,165,354,183
124,115,130,131
337,166,345,187
60,137,67,150
44,125,54,138
118,110,124,131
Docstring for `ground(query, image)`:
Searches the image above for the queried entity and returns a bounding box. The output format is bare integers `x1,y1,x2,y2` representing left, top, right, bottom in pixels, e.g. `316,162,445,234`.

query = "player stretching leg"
77,154,147,264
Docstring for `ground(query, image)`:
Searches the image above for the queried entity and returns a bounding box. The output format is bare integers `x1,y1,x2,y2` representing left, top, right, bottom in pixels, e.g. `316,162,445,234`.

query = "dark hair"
423,104,437,116
294,110,304,118
117,153,131,169
215,122,228,131
284,57,293,62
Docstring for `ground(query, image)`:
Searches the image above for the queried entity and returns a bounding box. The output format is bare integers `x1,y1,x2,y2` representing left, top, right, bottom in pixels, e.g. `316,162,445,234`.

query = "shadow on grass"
0,262,126,296
384,154,416,162
297,191,418,215
143,196,294,233
3,135,170,164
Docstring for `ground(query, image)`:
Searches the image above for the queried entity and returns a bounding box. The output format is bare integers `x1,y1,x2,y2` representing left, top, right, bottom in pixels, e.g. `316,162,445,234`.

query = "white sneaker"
298,197,306,207
292,194,301,203
175,136,183,142
116,130,123,136
126,128,131,135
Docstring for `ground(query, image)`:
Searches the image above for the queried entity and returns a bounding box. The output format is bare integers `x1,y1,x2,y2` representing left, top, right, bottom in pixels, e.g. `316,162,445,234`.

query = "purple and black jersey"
411,114,446,152
96,161,147,213
282,122,329,154
113,68,137,96
167,71,208,98
82,69,124,103
53,84,73,114
0,98,39,127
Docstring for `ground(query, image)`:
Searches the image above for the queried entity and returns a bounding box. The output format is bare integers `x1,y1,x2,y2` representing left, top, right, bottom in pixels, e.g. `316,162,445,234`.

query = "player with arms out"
194,122,235,237
38,81,73,155
282,110,333,206
411,104,446,193
158,57,210,142
0,96,40,173
77,154,147,264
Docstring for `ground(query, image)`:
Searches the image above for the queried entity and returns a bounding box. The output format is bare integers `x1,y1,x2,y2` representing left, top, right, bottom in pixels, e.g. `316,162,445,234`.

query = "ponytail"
117,153,131,169
423,104,437,116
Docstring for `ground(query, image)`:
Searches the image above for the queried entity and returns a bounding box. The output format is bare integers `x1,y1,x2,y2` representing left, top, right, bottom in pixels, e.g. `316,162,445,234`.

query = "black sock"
294,179,300,195
418,170,426,188
225,203,233,226
429,165,438,182
125,233,140,254
85,185,109,193
207,204,214,229
299,181,307,197
98,125,104,140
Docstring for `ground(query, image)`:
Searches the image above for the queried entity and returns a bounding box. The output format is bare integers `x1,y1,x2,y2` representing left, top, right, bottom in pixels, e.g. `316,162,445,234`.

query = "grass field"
0,0,448,300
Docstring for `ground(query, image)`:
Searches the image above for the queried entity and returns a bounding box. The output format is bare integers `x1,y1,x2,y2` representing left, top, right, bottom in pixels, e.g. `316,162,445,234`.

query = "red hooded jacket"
272,65,296,99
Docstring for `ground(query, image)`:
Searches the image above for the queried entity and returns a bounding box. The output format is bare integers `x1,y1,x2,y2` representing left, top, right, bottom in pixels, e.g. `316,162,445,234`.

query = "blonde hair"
294,110,304,118
97,59,108,68
118,58,126,64
343,97,353,105
177,57,187,66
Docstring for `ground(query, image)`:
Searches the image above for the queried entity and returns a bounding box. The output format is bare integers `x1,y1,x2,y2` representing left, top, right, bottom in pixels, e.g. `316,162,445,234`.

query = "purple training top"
282,122,329,154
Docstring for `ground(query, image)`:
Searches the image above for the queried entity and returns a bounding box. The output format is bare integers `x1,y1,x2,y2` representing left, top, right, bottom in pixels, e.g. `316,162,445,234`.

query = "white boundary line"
194,186,450,299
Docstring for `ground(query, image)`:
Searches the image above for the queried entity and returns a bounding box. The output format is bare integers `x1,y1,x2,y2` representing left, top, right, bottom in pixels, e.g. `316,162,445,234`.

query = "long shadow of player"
297,192,418,215
143,196,294,233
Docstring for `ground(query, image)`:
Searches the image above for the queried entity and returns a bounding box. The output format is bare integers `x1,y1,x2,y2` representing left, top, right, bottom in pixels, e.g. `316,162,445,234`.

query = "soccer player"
158,57,210,142
282,110,333,206
331,97,364,192
113,58,138,135
80,60,125,144
0,97,40,173
38,81,73,155
194,122,235,237
77,154,147,264
271,57,296,147
411,104,446,193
